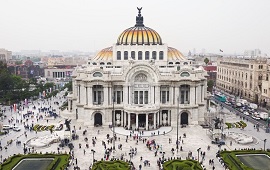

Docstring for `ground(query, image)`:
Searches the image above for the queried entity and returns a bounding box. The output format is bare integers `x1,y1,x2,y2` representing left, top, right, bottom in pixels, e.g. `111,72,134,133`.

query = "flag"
220,49,223,52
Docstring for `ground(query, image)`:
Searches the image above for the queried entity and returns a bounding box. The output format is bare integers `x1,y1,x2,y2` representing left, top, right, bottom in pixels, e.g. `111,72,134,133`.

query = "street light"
91,149,95,164
129,152,131,162
176,96,180,152
264,139,267,151
112,92,115,151
197,148,201,162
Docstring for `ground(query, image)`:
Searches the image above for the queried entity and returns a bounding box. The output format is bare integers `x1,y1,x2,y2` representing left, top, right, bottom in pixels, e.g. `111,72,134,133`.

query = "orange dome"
93,47,113,61
117,8,162,46
167,47,186,60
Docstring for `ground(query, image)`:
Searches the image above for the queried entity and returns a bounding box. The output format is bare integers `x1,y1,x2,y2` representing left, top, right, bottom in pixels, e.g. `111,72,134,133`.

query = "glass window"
159,51,164,60
152,51,156,60
134,91,138,104
138,51,142,60
131,51,135,59
145,51,149,60
144,91,148,104
139,91,143,104
124,51,128,60
117,51,121,60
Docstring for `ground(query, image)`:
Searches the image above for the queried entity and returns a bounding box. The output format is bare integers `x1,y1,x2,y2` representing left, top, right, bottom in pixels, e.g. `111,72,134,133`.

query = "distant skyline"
1,0,270,55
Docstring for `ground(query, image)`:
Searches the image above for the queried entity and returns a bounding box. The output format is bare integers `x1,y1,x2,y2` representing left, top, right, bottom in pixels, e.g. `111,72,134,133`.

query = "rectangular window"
117,91,121,104
181,91,185,104
124,51,128,60
159,51,164,60
134,91,138,104
144,91,148,104
139,91,143,104
161,91,166,103
145,51,149,60
138,51,142,60
97,91,102,104
167,91,169,102
131,51,135,60
117,51,121,60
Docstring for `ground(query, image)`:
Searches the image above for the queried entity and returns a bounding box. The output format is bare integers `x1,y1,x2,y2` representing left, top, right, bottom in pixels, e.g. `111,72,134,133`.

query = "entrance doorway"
138,114,146,127
180,112,188,125
94,113,102,126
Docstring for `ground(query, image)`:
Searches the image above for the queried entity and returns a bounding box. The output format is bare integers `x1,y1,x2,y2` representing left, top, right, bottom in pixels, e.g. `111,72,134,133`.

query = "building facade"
216,57,267,104
0,48,12,63
66,9,208,128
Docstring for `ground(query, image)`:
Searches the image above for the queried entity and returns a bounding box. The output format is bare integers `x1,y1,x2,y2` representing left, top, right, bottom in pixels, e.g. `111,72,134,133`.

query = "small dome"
117,8,162,46
167,47,186,60
93,47,112,61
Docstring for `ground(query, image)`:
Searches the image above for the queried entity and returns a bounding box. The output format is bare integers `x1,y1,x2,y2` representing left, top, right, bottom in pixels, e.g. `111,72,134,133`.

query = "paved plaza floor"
1,91,270,170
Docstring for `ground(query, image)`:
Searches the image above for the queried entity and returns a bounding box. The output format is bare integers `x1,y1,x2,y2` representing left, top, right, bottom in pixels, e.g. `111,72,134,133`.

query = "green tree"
204,58,209,65
207,80,214,92
15,60,23,65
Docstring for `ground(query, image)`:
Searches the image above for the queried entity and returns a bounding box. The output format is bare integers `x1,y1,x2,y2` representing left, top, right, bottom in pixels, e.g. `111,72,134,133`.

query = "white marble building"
66,9,209,129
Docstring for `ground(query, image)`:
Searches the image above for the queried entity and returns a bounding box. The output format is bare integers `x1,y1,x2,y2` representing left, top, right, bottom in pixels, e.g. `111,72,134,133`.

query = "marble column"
153,113,156,129
123,111,126,127
124,86,128,105
175,86,179,103
136,114,139,129
121,110,124,126
88,86,92,106
146,113,149,130
196,86,200,104
108,86,112,105
168,111,171,126
170,86,173,105
104,86,108,106
190,86,195,105
155,86,160,104
151,85,155,104
157,111,160,127
201,85,204,102
128,113,131,129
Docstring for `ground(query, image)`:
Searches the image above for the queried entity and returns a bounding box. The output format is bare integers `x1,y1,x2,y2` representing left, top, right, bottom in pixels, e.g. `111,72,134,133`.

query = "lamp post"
197,148,201,162
129,152,131,162
264,139,267,151
112,94,115,151
91,149,95,164
176,96,179,152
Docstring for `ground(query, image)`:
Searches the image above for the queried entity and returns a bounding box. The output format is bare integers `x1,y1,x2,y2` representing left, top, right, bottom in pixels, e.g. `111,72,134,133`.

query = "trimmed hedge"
92,160,130,170
0,153,70,170
163,159,203,170
220,150,270,170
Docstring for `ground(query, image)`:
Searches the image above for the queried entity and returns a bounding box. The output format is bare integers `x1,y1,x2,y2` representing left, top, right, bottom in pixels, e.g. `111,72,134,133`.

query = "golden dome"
167,47,186,60
117,8,162,45
93,47,112,61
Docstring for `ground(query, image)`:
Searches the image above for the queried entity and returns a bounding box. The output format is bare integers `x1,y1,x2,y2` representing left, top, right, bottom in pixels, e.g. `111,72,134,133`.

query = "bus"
214,93,226,103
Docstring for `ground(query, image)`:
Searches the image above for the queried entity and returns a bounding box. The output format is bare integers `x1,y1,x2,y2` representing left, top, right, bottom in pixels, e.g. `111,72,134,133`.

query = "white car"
252,116,260,120
13,126,21,132
243,112,249,116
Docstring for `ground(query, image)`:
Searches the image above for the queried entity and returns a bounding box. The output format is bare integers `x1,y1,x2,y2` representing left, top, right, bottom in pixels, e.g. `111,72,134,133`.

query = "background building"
216,57,267,104
0,48,12,63
65,9,209,128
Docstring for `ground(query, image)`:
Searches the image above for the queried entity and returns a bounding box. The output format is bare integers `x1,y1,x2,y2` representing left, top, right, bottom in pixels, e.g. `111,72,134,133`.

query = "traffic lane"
211,98,265,128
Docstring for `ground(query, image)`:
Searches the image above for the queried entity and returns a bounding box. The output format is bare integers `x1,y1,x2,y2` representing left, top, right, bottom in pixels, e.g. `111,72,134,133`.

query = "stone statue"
213,117,221,129
137,7,142,14
65,119,71,131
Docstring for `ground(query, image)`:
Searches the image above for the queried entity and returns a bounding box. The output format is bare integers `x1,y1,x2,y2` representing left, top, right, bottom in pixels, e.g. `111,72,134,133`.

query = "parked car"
13,126,21,131
243,111,249,116
3,125,12,130
252,116,260,120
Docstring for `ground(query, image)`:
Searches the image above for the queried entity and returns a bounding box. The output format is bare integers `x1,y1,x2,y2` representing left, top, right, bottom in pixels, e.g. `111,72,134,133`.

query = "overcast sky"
1,0,270,55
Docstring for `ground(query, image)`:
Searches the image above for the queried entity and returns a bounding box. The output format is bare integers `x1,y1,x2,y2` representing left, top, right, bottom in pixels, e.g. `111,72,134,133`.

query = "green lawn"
0,153,70,170
92,160,131,170
163,159,203,170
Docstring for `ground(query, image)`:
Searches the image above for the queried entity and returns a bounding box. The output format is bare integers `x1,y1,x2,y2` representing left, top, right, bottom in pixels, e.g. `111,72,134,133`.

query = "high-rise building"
0,48,12,63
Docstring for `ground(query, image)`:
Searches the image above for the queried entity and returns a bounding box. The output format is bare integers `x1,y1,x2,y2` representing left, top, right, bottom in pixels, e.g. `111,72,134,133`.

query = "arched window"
124,51,128,60
100,62,105,65
117,51,121,60
152,51,156,60
138,51,142,60
131,51,135,59
145,51,149,60
159,51,164,60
